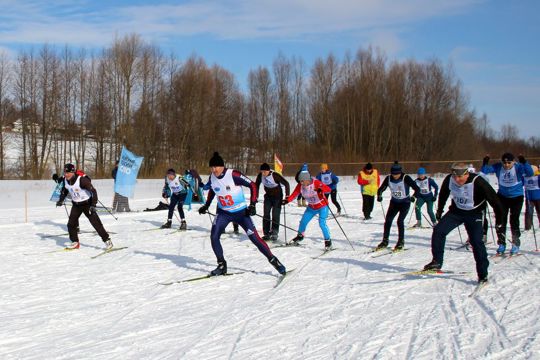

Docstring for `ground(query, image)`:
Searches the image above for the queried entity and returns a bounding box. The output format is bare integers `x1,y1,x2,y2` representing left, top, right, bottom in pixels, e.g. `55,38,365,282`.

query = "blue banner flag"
114,147,144,198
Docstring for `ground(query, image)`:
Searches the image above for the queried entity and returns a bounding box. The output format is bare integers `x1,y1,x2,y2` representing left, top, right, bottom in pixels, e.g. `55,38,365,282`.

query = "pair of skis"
158,269,293,288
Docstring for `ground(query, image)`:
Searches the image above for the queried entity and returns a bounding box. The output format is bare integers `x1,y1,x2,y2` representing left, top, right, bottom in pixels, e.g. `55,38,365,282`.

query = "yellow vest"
359,169,379,196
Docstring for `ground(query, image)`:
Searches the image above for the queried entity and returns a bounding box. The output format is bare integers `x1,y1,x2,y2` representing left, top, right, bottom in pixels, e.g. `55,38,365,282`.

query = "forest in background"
0,33,538,179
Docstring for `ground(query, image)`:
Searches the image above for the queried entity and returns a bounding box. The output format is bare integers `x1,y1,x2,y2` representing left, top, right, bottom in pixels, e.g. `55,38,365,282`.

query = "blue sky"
0,0,538,138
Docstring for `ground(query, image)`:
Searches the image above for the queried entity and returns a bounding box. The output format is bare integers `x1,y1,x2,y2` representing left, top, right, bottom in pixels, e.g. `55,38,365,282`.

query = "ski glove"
198,205,208,215
282,199,289,205
410,196,416,203
518,155,526,164
162,192,168,199
432,194,437,202
89,206,97,215
482,155,490,166
56,200,63,207
436,211,443,222
377,195,383,202
246,203,256,216
52,173,59,182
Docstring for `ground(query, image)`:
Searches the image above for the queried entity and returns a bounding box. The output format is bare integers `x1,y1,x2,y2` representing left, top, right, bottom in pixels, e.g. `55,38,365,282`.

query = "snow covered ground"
1,177,539,359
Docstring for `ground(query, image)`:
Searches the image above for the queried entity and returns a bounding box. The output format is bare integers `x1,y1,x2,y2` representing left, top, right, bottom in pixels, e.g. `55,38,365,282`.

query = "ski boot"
393,241,404,251
510,244,519,255
496,244,506,255
269,256,286,275
66,241,80,250
324,240,332,250
412,222,422,228
336,210,341,217
301,199,307,207
179,220,187,231
262,234,271,241
289,233,304,246
210,261,227,276
478,275,488,284
161,220,172,229
233,223,240,235
104,239,114,250
423,260,442,271
270,234,278,242
375,239,389,251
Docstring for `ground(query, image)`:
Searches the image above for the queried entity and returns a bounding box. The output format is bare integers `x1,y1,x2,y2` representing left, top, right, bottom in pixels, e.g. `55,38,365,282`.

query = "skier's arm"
332,173,339,186
357,172,369,186
57,182,69,203
274,173,290,197
405,175,421,194
287,183,302,203
255,173,263,198
80,176,98,206
436,175,451,215
377,176,389,197
429,178,439,197
232,170,257,204
477,177,504,225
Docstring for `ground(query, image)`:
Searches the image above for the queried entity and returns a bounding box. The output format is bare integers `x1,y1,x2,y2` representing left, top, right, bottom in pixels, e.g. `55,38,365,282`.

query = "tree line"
0,33,538,179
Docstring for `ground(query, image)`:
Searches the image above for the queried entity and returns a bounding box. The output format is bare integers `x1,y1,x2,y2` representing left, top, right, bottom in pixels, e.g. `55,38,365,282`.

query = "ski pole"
254,213,298,233
380,201,386,219
283,204,288,242
165,198,181,223
531,204,539,251
407,205,415,225
327,203,355,251
97,199,118,220
63,202,69,217
337,192,347,214
486,207,497,245
457,225,464,245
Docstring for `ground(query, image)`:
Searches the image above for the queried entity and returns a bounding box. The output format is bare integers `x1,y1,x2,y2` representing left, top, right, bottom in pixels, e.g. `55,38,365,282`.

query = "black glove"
432,194,437,202
482,155,490,166
316,188,323,194
518,155,526,164
377,195,383,202
282,199,289,205
56,200,63,207
410,196,416,203
89,206,97,214
52,173,59,182
436,211,443,222
198,205,208,215
246,203,256,216
162,192,168,199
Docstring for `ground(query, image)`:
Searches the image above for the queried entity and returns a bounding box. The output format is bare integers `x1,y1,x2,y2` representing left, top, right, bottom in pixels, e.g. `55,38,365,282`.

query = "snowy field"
0,176,539,359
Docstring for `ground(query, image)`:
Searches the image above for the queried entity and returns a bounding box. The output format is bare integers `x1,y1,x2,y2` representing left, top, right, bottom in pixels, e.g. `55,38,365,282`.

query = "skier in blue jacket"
413,167,439,228
316,163,341,215
481,153,534,254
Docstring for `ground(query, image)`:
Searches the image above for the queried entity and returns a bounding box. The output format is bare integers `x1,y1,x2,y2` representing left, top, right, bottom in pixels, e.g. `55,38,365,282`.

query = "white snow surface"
1,177,539,359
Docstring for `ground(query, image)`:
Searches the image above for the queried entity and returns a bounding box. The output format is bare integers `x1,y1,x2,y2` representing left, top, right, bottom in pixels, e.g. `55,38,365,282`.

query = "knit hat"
167,168,176,175
298,171,311,182
501,152,514,162
209,152,225,167
320,163,329,171
64,163,75,173
365,162,373,170
260,163,271,171
417,167,426,175
390,161,402,175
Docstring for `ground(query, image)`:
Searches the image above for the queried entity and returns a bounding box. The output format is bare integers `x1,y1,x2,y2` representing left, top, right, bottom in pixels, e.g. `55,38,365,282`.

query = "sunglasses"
451,168,468,176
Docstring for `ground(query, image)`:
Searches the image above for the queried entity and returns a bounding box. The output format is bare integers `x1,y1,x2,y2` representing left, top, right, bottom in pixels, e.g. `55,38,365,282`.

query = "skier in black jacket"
423,163,504,283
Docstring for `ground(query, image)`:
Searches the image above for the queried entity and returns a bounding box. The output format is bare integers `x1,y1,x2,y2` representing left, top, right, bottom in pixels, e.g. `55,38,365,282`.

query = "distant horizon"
0,0,538,138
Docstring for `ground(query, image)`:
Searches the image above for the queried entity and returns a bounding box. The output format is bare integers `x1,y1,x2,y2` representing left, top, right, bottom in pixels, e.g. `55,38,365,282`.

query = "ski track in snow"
0,178,539,359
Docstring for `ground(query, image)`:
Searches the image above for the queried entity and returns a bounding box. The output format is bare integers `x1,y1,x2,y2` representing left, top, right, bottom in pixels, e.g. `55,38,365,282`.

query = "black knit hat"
390,161,402,174
365,162,373,170
64,163,75,173
209,152,225,167
260,163,271,171
501,152,514,162
167,168,176,175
